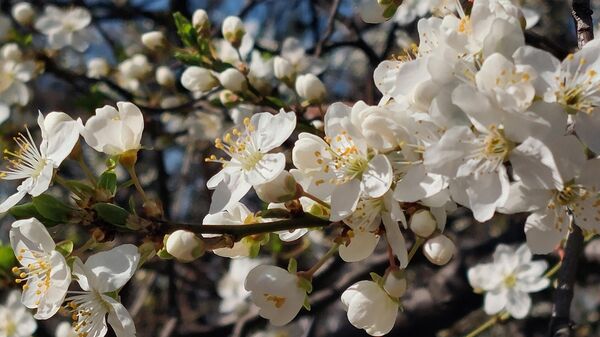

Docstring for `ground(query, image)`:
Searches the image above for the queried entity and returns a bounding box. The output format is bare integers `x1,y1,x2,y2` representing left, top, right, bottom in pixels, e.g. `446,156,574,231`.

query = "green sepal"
55,240,74,257
370,272,384,286
97,170,118,197
303,296,311,311
383,4,399,19
66,256,77,270
247,241,261,258
264,96,287,109
92,203,130,227
32,194,74,222
0,245,16,271
287,258,298,273
9,203,60,227
157,247,173,260
298,276,313,294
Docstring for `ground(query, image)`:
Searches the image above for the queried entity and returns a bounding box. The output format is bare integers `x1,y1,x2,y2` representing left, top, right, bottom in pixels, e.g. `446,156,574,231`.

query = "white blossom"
181,66,218,92
422,234,455,266
0,112,82,212
341,280,398,336
35,6,91,52
0,290,36,337
12,2,35,26
468,244,549,318
141,31,165,50
217,258,265,313
68,245,139,337
87,57,110,79
10,218,71,319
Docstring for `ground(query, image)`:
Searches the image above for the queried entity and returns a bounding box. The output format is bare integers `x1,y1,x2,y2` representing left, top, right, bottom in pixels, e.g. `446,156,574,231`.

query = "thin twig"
314,0,341,56
572,0,594,48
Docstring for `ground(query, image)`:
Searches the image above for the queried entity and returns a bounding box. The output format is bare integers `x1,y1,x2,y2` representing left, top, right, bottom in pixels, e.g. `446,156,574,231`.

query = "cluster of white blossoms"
181,0,600,335
9,218,139,337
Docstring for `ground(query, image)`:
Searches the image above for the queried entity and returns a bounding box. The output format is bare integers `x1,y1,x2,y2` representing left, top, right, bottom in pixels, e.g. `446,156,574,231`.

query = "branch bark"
572,0,594,48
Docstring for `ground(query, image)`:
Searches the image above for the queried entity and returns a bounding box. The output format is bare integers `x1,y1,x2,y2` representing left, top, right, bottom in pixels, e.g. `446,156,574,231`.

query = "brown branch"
314,0,341,57
572,0,594,48
548,225,584,337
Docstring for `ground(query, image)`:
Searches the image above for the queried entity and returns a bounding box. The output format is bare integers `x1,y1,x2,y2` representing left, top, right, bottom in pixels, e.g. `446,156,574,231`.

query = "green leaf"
9,203,60,227
92,203,130,227
55,240,74,257
173,12,197,48
264,96,287,109
0,245,16,271
97,170,118,197
32,194,73,222
62,179,95,196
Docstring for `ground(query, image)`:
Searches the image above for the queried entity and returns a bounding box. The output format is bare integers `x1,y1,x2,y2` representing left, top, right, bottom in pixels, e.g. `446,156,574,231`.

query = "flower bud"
11,2,34,26
295,74,326,104
383,270,407,298
273,56,295,83
1,43,22,61
87,57,110,78
255,171,299,203
141,31,166,50
192,9,210,33
181,66,218,92
423,234,455,266
218,68,247,92
165,230,205,262
221,16,245,47
155,66,175,87
410,209,437,238
219,90,239,107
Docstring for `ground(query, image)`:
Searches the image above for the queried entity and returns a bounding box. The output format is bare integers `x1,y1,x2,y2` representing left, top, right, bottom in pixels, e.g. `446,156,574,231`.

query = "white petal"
484,288,508,315
105,296,136,337
339,230,379,262
382,214,408,268
246,152,285,185
524,210,568,254
208,173,252,214
330,180,361,222
10,217,56,253
361,154,392,198
505,290,531,319
84,244,140,293
251,110,296,152
0,185,29,213
575,110,600,154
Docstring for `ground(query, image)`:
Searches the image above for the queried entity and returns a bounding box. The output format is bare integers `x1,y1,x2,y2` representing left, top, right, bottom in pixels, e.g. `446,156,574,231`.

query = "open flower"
0,290,37,337
10,218,71,320
217,258,266,314
203,202,266,258
68,244,140,337
244,265,307,326
292,103,393,221
34,5,91,52
0,112,82,212
0,43,36,120
468,244,549,318
341,280,399,336
82,102,144,156
206,110,296,213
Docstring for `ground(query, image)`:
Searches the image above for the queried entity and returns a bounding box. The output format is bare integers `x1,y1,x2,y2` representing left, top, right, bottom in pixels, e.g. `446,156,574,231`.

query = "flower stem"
126,166,148,202
464,312,508,337
77,156,97,185
302,191,330,209
407,237,425,264
303,243,340,279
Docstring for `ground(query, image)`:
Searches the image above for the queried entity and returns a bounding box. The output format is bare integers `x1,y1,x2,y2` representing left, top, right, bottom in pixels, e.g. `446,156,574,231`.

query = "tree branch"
314,0,341,57
572,0,594,48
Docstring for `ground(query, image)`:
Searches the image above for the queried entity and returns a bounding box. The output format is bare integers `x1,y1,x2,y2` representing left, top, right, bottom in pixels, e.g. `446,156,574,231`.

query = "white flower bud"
165,230,204,263
219,90,239,107
218,68,247,92
141,31,166,50
295,74,326,103
273,56,295,82
192,9,210,32
1,43,22,61
222,16,245,47
310,120,324,131
383,270,407,298
255,171,299,203
87,57,110,78
11,2,35,26
155,66,175,87
423,234,456,266
181,66,218,92
410,210,437,238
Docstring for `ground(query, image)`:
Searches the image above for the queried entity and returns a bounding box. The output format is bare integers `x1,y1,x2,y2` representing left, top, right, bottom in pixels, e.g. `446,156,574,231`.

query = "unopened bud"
141,31,166,50
423,234,455,266
192,9,210,34
165,230,205,262
1,43,22,61
181,66,219,92
221,16,245,47
383,269,407,298
273,56,295,84
156,66,175,87
410,210,437,238
11,2,34,26
255,171,299,203
219,90,239,107
218,68,247,92
295,74,326,104
87,57,110,78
